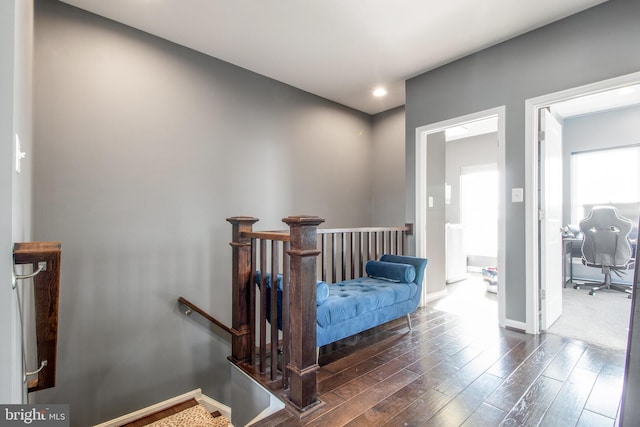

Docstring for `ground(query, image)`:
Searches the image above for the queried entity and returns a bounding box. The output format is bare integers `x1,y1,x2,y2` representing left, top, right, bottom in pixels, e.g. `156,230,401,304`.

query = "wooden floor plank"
305,369,420,427
485,334,566,411
542,341,587,382
461,403,506,427
576,346,610,373
576,409,616,427
539,367,598,427
332,374,380,401
485,334,545,379
434,340,512,397
344,363,460,427
584,366,625,419
584,350,626,421
381,387,452,427
250,309,626,427
318,355,388,393
499,375,563,427
425,372,504,427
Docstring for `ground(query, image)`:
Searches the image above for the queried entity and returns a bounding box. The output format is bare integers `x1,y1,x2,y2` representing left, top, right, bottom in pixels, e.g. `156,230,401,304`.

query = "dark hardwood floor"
252,306,626,427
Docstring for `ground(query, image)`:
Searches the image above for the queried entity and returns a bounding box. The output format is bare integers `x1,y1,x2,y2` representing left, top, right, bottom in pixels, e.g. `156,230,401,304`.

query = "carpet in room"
547,286,632,351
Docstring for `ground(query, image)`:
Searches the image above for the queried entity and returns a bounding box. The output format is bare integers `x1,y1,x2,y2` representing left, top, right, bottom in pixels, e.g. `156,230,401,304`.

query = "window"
460,164,498,257
571,145,640,222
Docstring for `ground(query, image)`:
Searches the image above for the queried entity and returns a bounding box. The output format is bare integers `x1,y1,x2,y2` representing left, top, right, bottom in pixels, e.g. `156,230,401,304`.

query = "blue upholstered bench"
258,254,428,347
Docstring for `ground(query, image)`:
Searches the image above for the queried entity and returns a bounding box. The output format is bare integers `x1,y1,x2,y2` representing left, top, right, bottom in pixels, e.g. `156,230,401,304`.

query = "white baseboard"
503,318,527,332
93,388,231,427
446,274,468,284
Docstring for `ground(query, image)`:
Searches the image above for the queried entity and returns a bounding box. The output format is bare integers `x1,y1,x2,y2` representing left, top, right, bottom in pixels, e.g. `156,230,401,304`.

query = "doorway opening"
526,71,640,348
415,106,506,327
460,165,499,268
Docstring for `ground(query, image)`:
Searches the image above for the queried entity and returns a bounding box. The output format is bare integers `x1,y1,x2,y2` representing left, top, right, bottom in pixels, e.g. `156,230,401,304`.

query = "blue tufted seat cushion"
316,277,417,328
255,255,427,347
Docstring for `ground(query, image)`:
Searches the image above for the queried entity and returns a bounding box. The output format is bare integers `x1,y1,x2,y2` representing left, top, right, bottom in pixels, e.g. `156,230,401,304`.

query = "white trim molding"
415,106,506,327
524,71,640,335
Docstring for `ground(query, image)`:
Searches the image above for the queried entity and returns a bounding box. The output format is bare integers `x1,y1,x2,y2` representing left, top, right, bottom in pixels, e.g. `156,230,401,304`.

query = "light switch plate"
512,188,524,203
15,134,26,174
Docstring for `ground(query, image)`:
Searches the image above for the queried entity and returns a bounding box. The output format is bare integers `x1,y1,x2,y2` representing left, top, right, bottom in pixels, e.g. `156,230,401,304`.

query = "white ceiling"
59,0,607,115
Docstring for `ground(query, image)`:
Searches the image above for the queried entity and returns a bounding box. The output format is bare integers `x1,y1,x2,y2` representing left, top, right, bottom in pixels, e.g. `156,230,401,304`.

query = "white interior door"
540,109,563,330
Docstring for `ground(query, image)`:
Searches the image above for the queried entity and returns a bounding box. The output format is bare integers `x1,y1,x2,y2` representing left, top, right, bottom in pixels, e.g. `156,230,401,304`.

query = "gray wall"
33,1,373,425
406,0,640,323
562,104,640,224
371,106,405,226
1,0,34,404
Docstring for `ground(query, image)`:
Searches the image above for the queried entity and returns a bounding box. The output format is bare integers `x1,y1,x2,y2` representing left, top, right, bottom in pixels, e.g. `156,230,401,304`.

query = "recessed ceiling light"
373,87,387,97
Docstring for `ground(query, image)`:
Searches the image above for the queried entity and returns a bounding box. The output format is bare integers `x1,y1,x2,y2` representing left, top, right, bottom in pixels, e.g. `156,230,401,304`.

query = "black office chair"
578,206,635,296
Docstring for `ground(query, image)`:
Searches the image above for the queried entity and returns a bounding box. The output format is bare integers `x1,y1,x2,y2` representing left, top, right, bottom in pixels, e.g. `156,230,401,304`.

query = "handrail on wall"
178,296,240,337
13,241,62,393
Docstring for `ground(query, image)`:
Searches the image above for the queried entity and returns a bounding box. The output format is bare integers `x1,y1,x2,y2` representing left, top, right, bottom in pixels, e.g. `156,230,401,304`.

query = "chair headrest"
579,206,633,236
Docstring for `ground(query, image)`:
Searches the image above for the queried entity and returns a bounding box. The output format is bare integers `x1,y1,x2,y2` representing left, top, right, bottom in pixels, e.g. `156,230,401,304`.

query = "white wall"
562,104,640,225
445,132,498,225
1,0,34,405
0,0,18,405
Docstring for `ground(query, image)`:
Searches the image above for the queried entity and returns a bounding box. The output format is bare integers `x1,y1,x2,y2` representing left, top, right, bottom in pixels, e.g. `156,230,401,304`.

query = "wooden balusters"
227,218,412,414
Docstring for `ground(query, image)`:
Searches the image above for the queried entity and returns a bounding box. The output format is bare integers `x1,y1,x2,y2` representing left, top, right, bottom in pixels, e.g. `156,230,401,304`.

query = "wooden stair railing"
227,216,260,365
317,224,412,283
13,241,62,392
228,216,325,413
282,216,324,411
223,218,413,415
177,296,240,338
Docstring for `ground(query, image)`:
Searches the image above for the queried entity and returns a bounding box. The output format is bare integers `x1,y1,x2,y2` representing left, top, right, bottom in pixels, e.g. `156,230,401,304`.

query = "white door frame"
524,71,640,334
415,106,506,328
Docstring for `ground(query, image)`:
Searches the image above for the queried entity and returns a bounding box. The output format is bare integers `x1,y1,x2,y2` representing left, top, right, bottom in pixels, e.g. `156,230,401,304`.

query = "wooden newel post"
227,216,259,363
283,215,325,411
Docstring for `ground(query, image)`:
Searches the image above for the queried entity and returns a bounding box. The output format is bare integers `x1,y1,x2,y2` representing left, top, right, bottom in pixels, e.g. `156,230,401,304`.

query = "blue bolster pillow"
366,260,416,283
317,281,330,306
